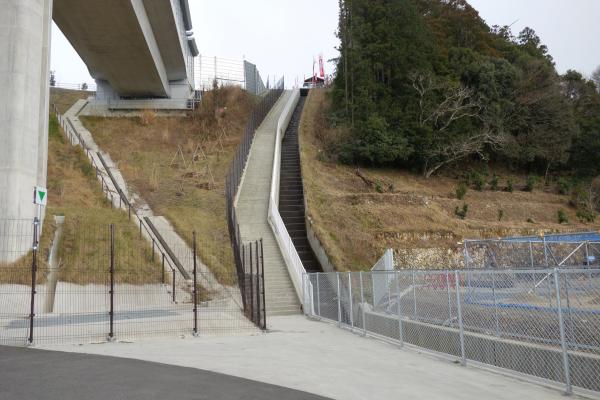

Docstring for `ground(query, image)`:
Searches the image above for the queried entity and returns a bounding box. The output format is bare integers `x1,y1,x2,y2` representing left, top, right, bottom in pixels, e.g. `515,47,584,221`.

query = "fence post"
445,271,452,320
316,273,321,318
241,244,246,312
255,241,260,325
337,272,341,327
554,269,572,395
193,232,198,336
529,241,534,268
412,270,417,318
172,269,176,303
28,217,40,345
492,271,500,337
348,272,354,331
109,224,115,341
302,272,306,314
585,242,590,267
249,244,254,324
454,270,466,367
260,239,266,330
161,253,165,284
395,271,404,346
360,272,366,336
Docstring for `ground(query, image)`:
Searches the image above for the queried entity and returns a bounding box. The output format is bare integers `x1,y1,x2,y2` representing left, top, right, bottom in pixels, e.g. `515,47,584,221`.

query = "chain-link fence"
0,220,258,346
305,269,600,396
464,238,600,269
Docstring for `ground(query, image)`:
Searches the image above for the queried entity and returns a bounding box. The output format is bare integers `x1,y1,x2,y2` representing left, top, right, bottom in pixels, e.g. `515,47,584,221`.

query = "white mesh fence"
304,268,600,396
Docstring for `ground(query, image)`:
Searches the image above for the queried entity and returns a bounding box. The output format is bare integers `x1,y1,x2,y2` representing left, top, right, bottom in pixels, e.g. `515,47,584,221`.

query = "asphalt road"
0,346,330,400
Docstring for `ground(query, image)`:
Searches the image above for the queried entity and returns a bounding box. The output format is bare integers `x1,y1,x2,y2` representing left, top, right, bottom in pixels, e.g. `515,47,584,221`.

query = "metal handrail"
53,106,182,282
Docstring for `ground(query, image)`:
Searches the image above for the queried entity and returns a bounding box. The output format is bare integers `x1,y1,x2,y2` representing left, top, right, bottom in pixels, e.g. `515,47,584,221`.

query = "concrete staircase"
236,91,301,316
279,97,322,274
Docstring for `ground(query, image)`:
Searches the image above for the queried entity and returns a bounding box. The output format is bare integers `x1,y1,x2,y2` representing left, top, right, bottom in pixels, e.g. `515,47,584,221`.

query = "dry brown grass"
50,88,91,114
299,89,600,271
80,87,255,284
0,114,161,284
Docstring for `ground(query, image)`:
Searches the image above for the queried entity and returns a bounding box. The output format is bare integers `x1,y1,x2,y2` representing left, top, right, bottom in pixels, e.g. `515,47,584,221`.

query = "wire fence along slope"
0,220,258,346
305,268,600,396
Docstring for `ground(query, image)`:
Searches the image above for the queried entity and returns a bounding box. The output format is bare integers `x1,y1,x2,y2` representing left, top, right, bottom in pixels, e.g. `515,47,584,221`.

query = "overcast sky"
50,0,600,87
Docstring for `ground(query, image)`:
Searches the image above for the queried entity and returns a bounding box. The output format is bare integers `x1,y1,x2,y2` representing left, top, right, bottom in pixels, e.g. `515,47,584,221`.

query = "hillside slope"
80,87,254,283
300,89,600,271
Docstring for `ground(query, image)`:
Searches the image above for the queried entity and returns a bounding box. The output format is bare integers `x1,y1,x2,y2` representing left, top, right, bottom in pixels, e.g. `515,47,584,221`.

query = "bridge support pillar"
0,0,52,260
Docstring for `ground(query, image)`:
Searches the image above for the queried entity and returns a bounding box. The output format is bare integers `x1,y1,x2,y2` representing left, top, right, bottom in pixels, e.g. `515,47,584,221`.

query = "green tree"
564,70,600,176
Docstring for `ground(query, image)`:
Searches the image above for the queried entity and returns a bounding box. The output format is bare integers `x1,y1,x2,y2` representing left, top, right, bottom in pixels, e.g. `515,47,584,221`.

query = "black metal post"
139,219,142,238
249,244,254,323
193,232,198,336
161,253,165,284
255,241,260,327
260,239,266,330
152,240,155,262
172,269,176,303
28,217,39,345
241,244,246,312
109,224,115,341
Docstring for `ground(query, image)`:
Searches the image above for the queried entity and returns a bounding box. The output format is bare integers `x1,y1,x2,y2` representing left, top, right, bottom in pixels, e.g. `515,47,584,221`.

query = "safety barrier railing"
304,267,600,397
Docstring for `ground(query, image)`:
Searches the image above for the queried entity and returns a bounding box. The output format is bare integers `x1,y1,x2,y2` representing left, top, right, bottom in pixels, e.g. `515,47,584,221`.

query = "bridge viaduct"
0,0,197,225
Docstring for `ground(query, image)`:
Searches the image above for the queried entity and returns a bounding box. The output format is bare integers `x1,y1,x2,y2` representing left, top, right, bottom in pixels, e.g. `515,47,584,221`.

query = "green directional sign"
34,186,48,206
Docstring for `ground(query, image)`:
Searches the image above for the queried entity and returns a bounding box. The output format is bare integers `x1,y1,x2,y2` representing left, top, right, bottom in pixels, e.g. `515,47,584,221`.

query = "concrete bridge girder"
52,0,189,98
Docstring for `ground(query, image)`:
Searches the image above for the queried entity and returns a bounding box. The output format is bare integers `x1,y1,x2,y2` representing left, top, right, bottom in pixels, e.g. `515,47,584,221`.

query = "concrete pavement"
39,315,585,400
0,345,329,400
